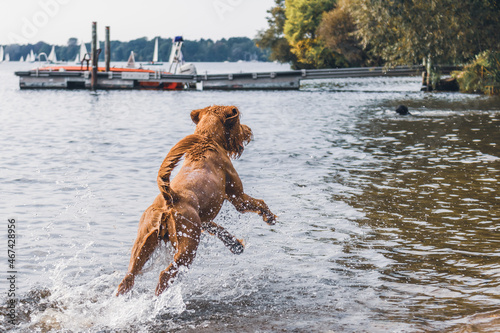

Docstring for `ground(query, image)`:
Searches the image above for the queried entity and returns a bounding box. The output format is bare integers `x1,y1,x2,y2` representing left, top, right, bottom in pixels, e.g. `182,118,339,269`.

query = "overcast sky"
0,0,275,45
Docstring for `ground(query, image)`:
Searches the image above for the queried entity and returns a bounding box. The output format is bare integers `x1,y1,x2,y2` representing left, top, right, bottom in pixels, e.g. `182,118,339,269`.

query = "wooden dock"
14,65,461,91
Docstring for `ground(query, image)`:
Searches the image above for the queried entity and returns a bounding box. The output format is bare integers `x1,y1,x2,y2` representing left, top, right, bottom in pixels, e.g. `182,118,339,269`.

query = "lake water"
0,61,499,332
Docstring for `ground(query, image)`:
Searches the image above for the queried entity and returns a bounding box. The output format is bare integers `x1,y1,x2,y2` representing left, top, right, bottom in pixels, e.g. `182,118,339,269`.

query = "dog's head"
191,105,253,158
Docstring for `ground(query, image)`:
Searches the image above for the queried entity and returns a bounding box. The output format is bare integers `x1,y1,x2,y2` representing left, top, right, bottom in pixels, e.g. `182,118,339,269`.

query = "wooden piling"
426,56,432,91
91,21,98,91
105,26,110,72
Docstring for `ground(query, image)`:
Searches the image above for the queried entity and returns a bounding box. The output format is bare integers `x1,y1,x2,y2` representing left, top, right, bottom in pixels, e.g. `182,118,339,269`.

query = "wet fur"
117,105,276,296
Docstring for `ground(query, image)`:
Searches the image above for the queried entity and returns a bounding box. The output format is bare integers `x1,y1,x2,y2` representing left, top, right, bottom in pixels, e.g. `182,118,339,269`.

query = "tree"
317,0,370,66
255,0,297,64
67,38,78,47
284,0,337,68
456,0,500,57
257,0,373,67
349,0,500,66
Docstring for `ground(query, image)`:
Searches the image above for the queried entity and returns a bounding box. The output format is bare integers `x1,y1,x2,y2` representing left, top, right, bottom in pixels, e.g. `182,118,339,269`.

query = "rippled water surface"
1,62,499,332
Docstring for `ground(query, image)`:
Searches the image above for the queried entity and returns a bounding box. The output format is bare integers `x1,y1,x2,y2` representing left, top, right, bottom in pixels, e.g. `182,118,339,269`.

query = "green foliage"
2,37,269,62
284,0,335,43
453,51,500,94
184,37,268,62
255,0,297,64
317,0,372,66
349,0,500,66
256,0,376,68
284,0,337,68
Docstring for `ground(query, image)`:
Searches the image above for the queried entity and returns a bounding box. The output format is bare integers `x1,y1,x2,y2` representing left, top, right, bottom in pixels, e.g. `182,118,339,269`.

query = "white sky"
0,0,275,45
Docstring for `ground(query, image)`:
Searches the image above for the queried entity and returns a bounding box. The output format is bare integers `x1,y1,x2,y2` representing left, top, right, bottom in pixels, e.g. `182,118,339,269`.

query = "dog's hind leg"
116,207,163,296
155,214,202,296
203,221,244,254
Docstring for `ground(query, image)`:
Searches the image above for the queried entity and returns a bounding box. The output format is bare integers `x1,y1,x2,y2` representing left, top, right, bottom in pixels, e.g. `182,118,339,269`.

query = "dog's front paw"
116,273,135,296
263,212,277,225
230,238,245,255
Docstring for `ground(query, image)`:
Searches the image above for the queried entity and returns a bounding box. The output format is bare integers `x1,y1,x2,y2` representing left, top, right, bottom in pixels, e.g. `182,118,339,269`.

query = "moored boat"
143,37,163,66
74,41,88,64
47,45,65,64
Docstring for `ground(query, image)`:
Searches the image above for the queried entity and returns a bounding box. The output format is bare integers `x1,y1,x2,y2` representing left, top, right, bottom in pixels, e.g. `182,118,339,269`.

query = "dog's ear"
241,124,253,145
225,107,239,128
190,108,203,124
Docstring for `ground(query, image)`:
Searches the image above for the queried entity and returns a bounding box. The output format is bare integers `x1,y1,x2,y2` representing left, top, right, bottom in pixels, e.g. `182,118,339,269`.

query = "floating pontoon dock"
14,65,460,91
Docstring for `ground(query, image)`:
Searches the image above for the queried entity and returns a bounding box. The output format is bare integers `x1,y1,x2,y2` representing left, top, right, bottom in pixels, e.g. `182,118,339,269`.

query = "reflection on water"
0,62,499,332
331,108,500,330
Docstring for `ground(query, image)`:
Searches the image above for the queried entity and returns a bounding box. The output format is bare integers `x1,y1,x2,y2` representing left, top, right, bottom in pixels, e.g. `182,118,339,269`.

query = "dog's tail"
157,134,206,206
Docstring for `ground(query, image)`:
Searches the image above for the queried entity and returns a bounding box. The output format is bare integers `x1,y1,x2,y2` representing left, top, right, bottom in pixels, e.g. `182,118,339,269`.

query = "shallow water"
0,62,499,332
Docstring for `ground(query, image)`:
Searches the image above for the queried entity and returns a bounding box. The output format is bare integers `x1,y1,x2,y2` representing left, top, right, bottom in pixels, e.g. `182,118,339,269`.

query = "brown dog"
116,105,276,296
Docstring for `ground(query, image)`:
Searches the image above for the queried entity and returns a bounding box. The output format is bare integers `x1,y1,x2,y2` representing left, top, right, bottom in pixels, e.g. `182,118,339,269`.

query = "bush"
453,51,500,95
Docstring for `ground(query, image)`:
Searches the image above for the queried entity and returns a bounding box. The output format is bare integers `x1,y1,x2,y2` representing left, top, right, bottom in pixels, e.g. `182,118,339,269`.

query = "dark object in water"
421,77,460,92
436,77,460,92
396,105,410,115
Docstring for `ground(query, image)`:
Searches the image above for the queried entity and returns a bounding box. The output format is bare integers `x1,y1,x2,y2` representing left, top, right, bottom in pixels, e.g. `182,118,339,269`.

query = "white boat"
47,46,66,63
28,49,36,62
74,41,88,63
4,53,10,62
0,46,3,62
126,51,136,68
48,45,57,63
168,36,184,73
19,55,24,62
165,36,197,76
144,37,163,65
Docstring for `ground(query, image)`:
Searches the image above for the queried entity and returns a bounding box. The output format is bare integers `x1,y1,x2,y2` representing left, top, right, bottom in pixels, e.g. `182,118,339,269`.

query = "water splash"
12,243,186,332
16,272,186,332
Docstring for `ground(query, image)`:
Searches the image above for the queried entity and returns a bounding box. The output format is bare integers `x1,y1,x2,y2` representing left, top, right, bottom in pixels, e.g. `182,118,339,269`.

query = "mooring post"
91,21,98,91
105,26,110,72
426,55,432,91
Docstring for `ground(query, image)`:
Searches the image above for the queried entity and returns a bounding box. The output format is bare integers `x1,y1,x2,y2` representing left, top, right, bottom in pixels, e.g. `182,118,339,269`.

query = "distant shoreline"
0,36,271,63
